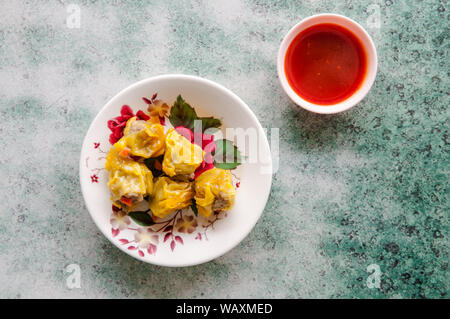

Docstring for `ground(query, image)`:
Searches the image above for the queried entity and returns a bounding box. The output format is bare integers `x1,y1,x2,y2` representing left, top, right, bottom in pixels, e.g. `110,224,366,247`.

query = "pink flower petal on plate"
127,246,137,250
175,126,194,142
195,233,202,240
194,160,214,179
119,239,129,244
120,105,134,117
203,140,216,154
117,120,128,128
111,117,127,128
203,152,214,164
193,132,215,151
136,110,150,121
111,228,119,237
170,240,176,251
147,244,157,255
107,119,120,131
138,250,144,257
164,232,172,243
175,236,184,245
113,128,123,139
113,115,125,123
202,133,215,144
109,134,119,145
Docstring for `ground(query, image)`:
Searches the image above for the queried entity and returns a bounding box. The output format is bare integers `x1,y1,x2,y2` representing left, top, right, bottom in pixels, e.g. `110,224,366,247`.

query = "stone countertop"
0,0,448,298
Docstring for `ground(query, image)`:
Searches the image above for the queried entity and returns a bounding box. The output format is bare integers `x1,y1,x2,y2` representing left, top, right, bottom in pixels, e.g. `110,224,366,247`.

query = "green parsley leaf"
198,116,222,132
169,95,198,129
128,211,155,226
191,198,199,216
212,139,243,170
169,95,222,132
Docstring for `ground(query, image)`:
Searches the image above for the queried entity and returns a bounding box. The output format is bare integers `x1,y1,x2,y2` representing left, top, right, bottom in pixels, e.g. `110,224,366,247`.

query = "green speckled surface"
0,0,448,298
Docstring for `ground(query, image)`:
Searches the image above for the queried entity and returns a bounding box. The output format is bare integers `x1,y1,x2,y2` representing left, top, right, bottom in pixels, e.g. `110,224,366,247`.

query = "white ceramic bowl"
79,74,272,267
277,14,378,114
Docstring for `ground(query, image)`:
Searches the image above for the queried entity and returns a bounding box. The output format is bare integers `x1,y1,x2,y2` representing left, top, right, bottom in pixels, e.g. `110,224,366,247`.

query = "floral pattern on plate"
85,93,242,257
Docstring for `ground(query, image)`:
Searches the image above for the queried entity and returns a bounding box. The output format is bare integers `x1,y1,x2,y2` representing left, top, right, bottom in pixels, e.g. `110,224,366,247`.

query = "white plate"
79,74,272,267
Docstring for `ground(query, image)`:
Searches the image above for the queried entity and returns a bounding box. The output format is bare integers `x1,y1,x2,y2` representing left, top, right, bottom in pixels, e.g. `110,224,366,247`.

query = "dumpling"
162,128,204,177
194,168,236,217
105,141,154,210
120,117,165,158
107,169,153,207
123,116,150,136
149,177,194,218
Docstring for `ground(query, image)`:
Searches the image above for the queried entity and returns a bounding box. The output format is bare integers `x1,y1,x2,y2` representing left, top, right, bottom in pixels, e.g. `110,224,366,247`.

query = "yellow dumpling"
105,142,154,209
105,139,138,173
123,116,148,136
149,177,194,218
194,168,236,217
120,117,165,158
162,128,204,177
107,168,153,204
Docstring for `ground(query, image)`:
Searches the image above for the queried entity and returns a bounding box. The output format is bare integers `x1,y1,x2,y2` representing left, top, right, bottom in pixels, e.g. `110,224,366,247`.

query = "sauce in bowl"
284,23,367,105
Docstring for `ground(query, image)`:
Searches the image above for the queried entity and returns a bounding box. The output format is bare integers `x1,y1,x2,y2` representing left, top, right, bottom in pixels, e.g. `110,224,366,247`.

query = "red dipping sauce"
284,23,367,105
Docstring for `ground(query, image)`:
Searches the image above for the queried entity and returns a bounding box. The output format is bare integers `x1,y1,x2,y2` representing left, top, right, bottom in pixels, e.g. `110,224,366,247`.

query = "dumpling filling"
194,168,236,217
105,142,154,210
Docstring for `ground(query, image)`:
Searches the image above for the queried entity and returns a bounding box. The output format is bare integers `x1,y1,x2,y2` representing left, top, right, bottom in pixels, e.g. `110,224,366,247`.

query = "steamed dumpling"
149,177,194,218
123,116,149,136
194,168,236,217
120,117,165,158
105,143,154,210
162,128,204,177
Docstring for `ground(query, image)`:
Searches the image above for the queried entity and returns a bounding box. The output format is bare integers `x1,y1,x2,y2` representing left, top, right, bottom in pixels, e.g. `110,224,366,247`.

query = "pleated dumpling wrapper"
162,128,204,177
149,176,194,218
194,168,236,217
120,116,165,158
105,141,154,210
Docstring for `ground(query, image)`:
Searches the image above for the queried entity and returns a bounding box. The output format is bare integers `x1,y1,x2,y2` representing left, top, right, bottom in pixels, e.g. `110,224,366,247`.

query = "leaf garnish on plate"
169,95,197,129
128,211,155,226
212,139,243,170
169,95,222,132
197,116,221,132
191,198,199,216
